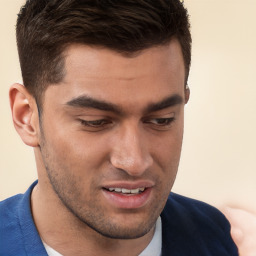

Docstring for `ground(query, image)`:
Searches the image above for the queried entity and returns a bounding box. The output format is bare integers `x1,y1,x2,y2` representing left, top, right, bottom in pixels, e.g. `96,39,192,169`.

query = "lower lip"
102,188,152,209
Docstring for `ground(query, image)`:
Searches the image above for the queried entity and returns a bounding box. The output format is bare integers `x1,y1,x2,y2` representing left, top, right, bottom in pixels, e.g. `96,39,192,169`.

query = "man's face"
38,39,187,239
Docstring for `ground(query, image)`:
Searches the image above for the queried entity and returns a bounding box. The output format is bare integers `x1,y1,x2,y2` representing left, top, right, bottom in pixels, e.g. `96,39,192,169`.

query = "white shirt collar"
139,216,162,256
43,217,162,256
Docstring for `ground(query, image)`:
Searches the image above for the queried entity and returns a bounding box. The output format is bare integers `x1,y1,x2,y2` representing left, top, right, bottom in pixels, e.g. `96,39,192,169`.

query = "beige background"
0,0,255,210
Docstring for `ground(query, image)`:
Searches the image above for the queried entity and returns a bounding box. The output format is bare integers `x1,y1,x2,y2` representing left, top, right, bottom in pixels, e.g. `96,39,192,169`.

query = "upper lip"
102,181,154,190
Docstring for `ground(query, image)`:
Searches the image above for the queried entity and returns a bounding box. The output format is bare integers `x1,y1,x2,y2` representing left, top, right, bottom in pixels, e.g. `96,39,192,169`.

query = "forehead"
44,40,185,110
63,40,185,83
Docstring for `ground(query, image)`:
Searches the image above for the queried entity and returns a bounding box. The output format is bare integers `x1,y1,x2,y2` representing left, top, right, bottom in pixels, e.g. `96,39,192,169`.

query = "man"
0,0,238,255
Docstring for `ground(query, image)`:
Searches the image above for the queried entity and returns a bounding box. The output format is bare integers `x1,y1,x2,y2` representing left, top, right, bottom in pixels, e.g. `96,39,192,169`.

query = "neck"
31,181,155,256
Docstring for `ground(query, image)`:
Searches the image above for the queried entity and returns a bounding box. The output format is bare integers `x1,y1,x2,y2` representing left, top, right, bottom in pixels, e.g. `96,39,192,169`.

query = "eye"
149,118,175,126
143,117,175,130
81,119,107,126
79,119,112,130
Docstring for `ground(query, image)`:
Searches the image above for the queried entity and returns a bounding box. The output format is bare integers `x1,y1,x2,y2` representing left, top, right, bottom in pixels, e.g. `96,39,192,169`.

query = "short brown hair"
16,0,191,106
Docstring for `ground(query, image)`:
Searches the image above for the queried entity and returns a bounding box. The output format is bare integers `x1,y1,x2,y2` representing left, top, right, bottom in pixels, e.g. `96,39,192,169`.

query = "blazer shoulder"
160,193,238,255
166,193,228,225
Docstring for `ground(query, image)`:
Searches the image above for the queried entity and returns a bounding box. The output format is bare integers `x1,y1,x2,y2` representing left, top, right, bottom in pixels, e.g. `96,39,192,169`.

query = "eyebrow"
145,94,183,113
65,94,183,115
66,95,122,115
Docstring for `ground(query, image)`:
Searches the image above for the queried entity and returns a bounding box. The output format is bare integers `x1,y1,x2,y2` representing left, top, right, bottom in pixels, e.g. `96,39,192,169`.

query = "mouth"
102,183,153,209
104,187,146,195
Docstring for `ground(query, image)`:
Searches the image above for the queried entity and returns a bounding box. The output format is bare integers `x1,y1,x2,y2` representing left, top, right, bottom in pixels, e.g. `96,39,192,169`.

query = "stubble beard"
39,138,168,240
44,163,164,239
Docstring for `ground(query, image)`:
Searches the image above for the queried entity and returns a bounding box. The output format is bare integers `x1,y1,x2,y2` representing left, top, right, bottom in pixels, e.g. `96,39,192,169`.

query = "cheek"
47,127,105,165
44,134,112,197
40,134,97,198
153,128,184,169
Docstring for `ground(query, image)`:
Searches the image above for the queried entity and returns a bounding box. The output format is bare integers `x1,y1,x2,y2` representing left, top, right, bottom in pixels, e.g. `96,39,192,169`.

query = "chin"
91,223,154,240
77,211,157,240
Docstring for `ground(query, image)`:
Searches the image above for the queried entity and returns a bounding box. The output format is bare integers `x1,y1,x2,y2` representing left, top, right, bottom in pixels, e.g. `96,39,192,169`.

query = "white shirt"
43,217,162,256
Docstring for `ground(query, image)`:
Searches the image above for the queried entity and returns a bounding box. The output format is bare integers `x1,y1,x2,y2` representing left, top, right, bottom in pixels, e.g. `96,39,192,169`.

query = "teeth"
122,188,131,194
107,187,145,194
130,188,139,194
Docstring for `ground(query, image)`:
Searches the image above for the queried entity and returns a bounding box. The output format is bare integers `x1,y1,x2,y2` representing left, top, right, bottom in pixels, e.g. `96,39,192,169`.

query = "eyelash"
143,117,176,131
145,117,175,126
80,119,111,127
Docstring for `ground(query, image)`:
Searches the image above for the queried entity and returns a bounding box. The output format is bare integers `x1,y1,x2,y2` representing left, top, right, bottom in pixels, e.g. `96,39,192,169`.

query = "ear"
185,85,190,104
9,83,40,147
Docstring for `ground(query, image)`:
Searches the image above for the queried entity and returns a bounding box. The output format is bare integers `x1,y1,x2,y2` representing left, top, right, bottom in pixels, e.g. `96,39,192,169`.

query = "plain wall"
0,0,255,211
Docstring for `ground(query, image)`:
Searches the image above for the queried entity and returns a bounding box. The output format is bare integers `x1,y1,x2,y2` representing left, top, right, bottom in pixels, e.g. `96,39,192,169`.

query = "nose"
110,123,153,177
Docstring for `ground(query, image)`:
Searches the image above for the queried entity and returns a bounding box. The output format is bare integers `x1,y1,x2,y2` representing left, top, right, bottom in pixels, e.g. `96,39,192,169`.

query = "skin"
222,207,256,256
10,39,189,256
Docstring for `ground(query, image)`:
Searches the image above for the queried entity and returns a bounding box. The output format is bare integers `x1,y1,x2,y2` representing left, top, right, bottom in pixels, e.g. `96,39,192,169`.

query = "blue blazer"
161,193,238,255
0,181,238,255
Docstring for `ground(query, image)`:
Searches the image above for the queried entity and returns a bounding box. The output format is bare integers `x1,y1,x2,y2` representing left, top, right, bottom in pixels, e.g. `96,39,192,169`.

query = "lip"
102,181,154,209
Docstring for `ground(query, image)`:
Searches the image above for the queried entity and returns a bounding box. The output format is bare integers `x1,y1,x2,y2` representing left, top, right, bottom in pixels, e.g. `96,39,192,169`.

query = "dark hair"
16,0,191,106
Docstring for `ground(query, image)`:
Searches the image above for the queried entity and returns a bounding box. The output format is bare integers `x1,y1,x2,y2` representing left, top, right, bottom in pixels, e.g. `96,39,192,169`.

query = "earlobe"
9,83,40,147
